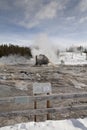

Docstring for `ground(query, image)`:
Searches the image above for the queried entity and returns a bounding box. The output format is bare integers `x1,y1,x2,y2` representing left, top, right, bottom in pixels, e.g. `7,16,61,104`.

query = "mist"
31,34,59,63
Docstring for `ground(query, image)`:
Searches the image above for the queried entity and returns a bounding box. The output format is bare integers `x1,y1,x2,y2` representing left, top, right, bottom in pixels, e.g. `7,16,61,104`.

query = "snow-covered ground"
0,55,34,65
0,118,87,130
0,52,87,65
58,52,87,65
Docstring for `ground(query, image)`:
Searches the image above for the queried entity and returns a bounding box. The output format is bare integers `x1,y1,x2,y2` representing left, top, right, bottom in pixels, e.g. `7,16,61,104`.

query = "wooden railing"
0,92,87,120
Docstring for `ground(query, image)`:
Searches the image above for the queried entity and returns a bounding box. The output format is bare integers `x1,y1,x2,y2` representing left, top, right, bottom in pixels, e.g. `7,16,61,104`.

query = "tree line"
0,44,32,58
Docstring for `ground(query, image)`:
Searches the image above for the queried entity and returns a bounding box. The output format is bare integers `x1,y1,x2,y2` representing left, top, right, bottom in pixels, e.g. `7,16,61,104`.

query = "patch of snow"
0,118,87,130
58,52,87,65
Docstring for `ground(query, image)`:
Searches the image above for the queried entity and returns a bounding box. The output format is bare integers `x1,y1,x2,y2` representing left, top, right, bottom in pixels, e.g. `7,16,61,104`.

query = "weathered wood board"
0,92,87,104
0,104,87,117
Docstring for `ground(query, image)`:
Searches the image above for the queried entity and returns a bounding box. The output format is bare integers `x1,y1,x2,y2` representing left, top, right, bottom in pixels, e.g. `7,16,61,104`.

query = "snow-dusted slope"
58,52,87,65
0,118,87,130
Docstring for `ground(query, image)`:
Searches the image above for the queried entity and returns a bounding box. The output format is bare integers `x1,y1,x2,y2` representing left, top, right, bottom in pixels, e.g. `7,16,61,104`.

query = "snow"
0,55,33,65
0,52,87,66
57,52,87,65
0,118,87,130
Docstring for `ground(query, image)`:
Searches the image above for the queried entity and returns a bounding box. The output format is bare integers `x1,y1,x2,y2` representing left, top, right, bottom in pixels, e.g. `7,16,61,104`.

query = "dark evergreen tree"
0,44,32,58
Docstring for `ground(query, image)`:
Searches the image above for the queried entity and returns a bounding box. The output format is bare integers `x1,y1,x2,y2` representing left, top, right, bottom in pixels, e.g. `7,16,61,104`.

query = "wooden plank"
34,94,37,122
0,92,87,104
0,96,29,104
47,93,51,120
0,104,87,117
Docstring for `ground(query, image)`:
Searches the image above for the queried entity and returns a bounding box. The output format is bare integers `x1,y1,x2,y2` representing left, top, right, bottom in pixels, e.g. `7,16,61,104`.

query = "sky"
0,0,87,47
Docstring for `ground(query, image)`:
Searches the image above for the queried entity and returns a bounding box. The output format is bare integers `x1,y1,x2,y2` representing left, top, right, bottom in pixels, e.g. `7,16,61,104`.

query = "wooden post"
47,93,51,120
34,94,37,122
33,82,52,121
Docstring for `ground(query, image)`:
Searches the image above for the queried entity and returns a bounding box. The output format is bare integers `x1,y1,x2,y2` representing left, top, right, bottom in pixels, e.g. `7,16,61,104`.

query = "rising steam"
31,34,59,64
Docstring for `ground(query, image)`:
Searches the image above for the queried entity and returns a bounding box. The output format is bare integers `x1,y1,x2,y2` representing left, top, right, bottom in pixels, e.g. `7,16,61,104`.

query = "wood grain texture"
0,92,87,104
0,104,87,117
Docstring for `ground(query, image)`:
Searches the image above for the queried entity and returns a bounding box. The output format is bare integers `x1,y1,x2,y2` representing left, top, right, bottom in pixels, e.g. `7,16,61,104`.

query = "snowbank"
0,118,87,130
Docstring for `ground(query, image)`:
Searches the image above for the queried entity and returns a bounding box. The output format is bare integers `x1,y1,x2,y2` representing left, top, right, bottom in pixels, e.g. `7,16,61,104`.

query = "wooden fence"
0,92,87,121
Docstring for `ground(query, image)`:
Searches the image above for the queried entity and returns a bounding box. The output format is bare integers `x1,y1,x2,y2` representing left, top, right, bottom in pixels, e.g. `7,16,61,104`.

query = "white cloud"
66,16,75,21
79,16,87,23
12,0,68,28
0,0,69,29
14,1,59,28
18,20,39,28
78,0,87,12
11,0,42,28
36,1,59,20
0,32,33,47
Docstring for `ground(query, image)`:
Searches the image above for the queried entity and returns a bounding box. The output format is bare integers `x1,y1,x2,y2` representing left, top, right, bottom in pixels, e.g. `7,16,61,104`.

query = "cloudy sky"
0,0,87,47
